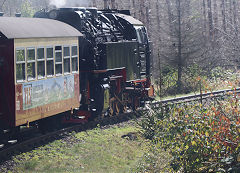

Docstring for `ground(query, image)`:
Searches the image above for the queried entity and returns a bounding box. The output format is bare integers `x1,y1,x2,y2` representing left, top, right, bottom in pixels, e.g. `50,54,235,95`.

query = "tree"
21,0,34,17
157,0,204,93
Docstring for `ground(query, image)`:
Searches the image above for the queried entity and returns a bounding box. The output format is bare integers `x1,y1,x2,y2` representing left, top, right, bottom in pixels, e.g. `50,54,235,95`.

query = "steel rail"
151,88,240,105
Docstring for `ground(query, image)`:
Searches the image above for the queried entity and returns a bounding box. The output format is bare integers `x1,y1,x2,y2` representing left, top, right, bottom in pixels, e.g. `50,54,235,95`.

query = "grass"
6,122,152,173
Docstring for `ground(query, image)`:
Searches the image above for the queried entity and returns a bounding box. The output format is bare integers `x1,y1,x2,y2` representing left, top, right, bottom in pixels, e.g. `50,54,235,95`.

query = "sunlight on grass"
10,123,149,173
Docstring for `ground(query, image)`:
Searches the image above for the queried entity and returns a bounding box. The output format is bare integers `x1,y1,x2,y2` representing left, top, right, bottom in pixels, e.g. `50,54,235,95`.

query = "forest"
1,0,240,95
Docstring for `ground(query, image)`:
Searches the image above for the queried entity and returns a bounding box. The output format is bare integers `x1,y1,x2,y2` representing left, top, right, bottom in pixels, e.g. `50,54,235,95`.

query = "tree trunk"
156,0,161,39
165,0,174,35
221,0,226,32
176,0,182,92
233,0,238,35
207,0,213,38
104,0,108,9
111,0,115,9
156,1,162,96
139,0,145,24
145,6,150,37
202,0,207,36
92,0,96,7
213,0,218,37
229,0,233,25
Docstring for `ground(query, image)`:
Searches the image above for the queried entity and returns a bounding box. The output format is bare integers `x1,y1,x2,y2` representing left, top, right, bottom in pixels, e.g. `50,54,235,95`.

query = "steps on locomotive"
0,144,4,149
0,128,18,149
8,140,17,145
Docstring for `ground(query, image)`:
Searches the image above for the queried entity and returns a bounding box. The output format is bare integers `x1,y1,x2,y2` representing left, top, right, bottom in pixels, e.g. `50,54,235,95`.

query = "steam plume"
49,0,91,8
49,0,66,8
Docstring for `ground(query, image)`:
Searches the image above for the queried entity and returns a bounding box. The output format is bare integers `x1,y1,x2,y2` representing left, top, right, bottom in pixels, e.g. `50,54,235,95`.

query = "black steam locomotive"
34,7,154,120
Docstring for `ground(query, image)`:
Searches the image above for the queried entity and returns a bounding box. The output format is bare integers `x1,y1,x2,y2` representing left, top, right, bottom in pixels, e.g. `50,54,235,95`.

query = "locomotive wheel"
109,97,116,116
109,97,125,116
113,101,121,115
131,96,140,111
116,101,125,114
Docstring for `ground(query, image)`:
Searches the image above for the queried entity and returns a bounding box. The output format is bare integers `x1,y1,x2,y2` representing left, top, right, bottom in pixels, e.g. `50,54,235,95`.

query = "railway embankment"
0,120,157,173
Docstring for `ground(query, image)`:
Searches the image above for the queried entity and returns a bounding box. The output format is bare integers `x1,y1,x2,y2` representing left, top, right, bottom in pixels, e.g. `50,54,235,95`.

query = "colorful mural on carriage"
22,75,75,110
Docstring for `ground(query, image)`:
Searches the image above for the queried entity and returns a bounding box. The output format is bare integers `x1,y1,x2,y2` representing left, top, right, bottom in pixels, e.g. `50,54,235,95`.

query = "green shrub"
140,92,240,172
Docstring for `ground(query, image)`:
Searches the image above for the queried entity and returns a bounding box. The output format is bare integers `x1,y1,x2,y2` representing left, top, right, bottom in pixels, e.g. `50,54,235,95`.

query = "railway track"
0,87,239,163
152,88,240,106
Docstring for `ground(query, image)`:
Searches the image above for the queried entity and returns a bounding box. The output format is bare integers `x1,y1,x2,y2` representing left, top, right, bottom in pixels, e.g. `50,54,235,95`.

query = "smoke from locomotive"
50,0,90,8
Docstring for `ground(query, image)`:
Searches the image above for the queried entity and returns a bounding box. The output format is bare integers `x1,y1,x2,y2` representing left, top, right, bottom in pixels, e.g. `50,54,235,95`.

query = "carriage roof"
0,17,83,39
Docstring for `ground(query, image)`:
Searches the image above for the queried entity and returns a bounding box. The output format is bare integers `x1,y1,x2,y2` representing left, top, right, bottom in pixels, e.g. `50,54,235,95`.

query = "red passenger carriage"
0,17,82,142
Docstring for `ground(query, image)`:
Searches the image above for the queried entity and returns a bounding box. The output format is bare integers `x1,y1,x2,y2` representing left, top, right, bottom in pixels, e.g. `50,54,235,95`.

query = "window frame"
46,46,54,78
71,45,78,73
55,45,63,76
36,47,46,80
15,47,26,83
63,45,71,75
26,47,36,81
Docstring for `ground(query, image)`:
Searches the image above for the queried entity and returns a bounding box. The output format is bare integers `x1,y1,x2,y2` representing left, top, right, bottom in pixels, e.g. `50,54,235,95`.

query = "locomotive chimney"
103,0,108,9
15,13,21,17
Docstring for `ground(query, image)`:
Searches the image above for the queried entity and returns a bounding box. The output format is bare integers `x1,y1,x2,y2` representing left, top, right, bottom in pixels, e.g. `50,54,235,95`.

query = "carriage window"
47,47,54,77
71,46,78,73
27,48,35,81
55,46,62,75
63,46,70,74
37,48,45,79
16,49,25,82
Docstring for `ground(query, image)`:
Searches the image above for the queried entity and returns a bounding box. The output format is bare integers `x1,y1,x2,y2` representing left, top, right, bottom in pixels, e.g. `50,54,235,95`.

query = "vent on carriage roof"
0,17,83,39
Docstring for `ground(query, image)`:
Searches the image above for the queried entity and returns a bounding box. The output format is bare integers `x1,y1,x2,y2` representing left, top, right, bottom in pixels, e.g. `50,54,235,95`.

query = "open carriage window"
16,48,25,82
27,48,36,81
71,45,78,73
37,47,45,79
